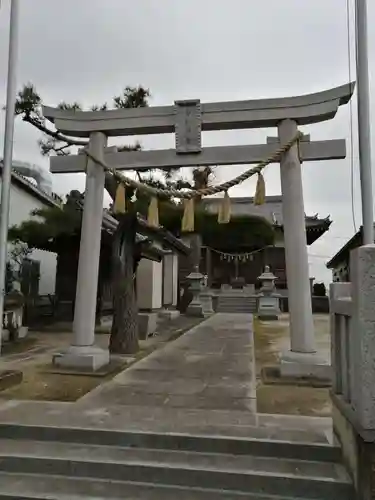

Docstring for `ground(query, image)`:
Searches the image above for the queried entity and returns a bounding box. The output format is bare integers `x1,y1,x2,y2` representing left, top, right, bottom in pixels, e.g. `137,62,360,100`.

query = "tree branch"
23,115,87,148
16,83,156,203
105,172,118,201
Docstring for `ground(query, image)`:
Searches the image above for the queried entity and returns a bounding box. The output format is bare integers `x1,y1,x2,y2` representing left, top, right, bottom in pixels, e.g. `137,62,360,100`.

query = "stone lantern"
186,267,204,317
199,274,214,316
257,265,280,320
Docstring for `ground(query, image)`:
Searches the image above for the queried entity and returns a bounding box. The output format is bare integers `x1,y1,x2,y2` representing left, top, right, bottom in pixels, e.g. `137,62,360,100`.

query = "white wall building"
136,251,179,312
0,160,62,295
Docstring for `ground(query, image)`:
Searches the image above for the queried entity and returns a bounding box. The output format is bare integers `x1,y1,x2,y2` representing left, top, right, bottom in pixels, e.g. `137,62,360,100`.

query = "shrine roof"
29,193,190,259
136,216,190,255
65,192,190,255
326,224,375,269
203,196,331,246
203,196,331,229
0,161,63,208
100,210,190,256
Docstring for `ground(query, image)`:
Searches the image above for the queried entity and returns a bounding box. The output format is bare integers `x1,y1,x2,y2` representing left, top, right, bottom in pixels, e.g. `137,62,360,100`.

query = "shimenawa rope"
82,130,302,230
83,131,302,200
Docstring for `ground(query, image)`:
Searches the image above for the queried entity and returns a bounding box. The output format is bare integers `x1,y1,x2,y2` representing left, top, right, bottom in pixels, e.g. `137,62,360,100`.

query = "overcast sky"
0,0,374,283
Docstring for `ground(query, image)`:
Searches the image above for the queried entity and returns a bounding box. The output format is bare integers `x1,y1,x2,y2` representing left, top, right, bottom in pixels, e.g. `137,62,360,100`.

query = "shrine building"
200,196,331,289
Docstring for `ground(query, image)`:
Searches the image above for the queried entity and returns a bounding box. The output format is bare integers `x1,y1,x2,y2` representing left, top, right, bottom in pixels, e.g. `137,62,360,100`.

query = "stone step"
217,303,255,306
217,301,256,304
218,297,255,300
218,300,256,304
0,424,340,462
0,472,320,500
217,305,256,307
218,298,255,301
217,311,256,314
217,309,256,313
218,304,255,311
218,295,256,298
217,305,255,308
0,439,353,499
217,301,256,306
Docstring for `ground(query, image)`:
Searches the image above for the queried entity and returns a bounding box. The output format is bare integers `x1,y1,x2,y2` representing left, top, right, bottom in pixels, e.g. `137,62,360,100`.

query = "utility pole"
355,0,374,244
0,0,20,354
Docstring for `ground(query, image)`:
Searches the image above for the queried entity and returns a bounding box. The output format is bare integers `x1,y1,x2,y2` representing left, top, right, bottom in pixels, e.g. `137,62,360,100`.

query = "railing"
330,283,353,403
330,244,375,432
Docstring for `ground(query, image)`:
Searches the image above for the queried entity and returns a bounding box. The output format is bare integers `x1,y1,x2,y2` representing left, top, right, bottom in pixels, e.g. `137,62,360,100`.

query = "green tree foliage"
14,83,150,159
9,197,274,254
8,205,81,252
113,86,150,109
313,282,327,297
156,203,274,249
5,242,32,293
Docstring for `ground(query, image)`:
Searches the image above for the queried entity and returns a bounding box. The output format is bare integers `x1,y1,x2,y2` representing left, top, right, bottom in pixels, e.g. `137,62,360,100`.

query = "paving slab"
0,472,325,499
0,438,347,479
0,313,332,442
78,313,256,412
0,314,258,434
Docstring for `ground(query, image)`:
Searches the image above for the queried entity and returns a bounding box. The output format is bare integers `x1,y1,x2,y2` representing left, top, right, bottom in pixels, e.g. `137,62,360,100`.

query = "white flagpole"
0,0,20,354
355,0,374,244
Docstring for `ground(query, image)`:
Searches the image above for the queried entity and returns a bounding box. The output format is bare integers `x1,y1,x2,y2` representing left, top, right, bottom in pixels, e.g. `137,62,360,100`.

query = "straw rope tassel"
218,191,231,224
147,196,159,227
113,183,126,214
181,198,195,232
254,172,266,205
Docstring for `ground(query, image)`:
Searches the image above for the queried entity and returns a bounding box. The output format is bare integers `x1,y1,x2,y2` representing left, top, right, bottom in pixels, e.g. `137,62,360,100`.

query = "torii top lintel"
43,82,355,139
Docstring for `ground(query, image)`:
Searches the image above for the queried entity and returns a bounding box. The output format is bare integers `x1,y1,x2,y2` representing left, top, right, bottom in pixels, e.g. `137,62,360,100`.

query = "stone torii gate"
44,82,354,372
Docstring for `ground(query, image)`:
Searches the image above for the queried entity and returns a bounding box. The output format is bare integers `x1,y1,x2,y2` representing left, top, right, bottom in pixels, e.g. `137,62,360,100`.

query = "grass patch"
253,316,332,417
257,384,331,417
1,336,38,355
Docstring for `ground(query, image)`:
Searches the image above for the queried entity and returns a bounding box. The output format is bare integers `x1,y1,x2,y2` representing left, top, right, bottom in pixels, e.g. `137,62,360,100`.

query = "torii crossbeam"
49,138,346,174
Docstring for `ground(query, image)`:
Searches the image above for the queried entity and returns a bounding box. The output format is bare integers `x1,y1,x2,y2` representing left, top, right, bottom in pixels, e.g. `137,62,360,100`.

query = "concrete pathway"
0,313,332,442
81,313,256,408
72,313,258,435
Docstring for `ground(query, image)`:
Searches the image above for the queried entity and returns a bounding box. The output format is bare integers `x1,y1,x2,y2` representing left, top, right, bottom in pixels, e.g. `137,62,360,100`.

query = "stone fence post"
350,244,375,429
329,281,351,396
331,244,375,499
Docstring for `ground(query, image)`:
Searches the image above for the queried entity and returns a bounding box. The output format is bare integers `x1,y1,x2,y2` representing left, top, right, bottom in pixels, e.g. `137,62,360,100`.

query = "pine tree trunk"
191,194,203,272
190,232,202,271
109,213,139,354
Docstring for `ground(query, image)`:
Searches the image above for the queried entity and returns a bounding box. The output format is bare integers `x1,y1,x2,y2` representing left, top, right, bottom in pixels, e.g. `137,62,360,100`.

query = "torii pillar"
53,132,110,371
278,120,327,377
